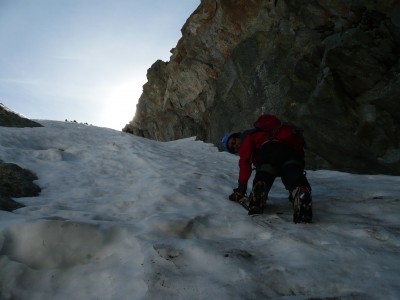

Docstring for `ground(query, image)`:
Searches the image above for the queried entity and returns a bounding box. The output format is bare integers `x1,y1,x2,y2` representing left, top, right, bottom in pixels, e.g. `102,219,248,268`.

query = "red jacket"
237,115,305,190
238,129,271,188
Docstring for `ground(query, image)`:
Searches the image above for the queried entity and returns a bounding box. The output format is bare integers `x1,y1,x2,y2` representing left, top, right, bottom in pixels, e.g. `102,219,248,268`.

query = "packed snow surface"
0,121,399,300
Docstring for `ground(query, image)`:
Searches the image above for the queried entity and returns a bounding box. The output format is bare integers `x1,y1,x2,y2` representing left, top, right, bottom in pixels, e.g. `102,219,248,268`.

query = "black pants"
253,142,311,195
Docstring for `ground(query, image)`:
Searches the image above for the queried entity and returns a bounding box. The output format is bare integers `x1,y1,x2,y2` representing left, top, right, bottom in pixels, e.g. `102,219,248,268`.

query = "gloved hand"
228,184,247,202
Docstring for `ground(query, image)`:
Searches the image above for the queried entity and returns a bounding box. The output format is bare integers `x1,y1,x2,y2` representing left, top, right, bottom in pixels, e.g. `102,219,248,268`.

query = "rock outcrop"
0,103,43,128
0,163,41,212
123,0,400,175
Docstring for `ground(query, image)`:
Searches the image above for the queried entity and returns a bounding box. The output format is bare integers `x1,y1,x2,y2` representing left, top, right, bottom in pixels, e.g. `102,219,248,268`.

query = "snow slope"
0,121,399,300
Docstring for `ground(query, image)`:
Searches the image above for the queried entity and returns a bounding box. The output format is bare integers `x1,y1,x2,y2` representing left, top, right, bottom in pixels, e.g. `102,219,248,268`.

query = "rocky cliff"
123,0,400,175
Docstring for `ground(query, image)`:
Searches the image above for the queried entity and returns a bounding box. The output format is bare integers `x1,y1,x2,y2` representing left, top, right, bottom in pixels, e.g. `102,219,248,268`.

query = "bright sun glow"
103,76,145,130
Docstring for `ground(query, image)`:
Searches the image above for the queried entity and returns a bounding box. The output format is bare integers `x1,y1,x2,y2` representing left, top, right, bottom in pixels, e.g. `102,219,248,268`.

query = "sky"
0,0,200,130
1,120,400,299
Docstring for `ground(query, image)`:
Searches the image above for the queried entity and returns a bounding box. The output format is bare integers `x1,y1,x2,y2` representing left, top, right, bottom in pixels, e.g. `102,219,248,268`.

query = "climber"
221,114,312,223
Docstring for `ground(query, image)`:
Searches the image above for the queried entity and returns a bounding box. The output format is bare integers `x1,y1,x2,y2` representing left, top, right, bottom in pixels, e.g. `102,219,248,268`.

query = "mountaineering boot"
292,186,312,223
248,181,267,215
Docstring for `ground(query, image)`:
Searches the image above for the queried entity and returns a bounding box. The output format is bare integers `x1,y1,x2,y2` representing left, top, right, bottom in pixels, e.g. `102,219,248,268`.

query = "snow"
0,120,399,300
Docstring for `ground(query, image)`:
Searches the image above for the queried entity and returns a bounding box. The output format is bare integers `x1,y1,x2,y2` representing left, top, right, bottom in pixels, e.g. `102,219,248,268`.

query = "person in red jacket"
221,115,312,223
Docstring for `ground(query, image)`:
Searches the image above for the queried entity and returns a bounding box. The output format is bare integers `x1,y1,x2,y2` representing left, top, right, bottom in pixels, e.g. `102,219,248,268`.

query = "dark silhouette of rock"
0,103,42,128
0,163,41,212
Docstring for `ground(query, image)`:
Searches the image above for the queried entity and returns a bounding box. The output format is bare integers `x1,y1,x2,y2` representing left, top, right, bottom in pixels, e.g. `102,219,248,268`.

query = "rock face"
123,0,400,175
